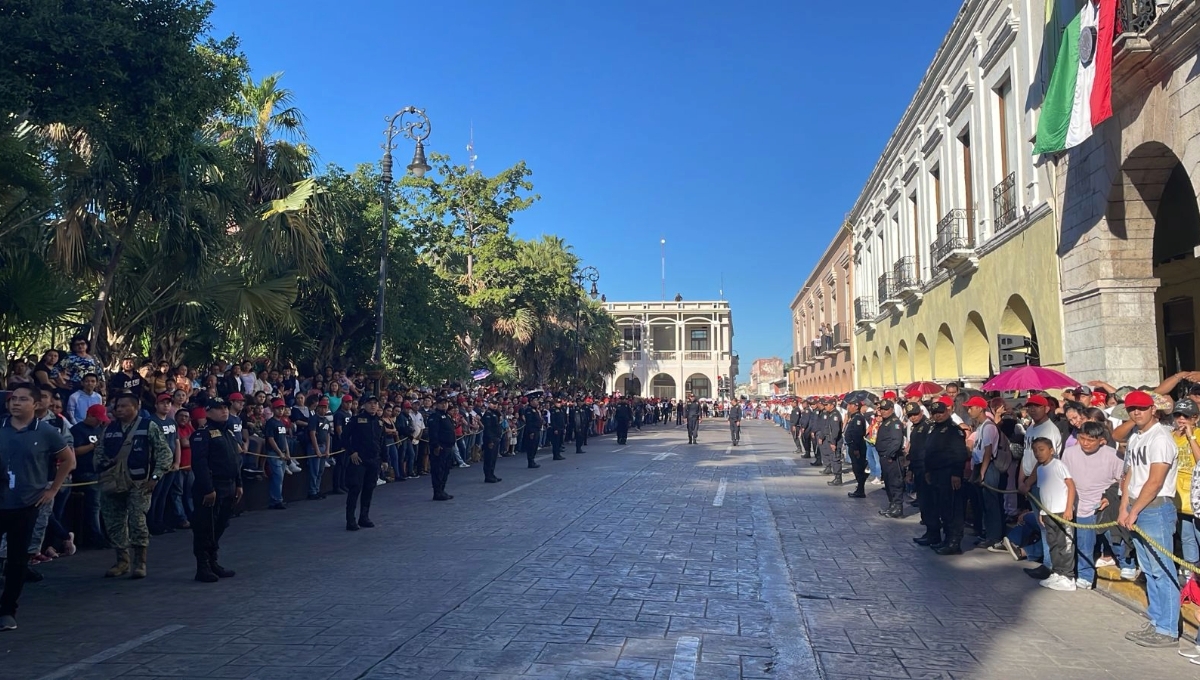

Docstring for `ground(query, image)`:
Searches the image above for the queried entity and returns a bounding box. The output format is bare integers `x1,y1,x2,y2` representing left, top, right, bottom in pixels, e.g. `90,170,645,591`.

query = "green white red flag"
1033,0,1116,155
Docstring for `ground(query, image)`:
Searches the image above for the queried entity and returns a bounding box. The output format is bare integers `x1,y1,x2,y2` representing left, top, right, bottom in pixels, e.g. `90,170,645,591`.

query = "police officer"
344,396,385,530
684,394,702,444
841,400,868,492
874,400,905,517
810,399,827,466
923,396,970,555
789,402,803,452
817,399,842,475
675,399,684,426
573,397,591,453
906,403,938,545
190,397,243,583
798,399,815,460
549,398,567,460
481,399,503,483
427,397,456,498
727,398,742,445
521,397,544,467
613,397,633,445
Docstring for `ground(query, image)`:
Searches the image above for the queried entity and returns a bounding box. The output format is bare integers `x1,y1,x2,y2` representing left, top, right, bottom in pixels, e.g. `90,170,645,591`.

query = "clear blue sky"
210,0,963,368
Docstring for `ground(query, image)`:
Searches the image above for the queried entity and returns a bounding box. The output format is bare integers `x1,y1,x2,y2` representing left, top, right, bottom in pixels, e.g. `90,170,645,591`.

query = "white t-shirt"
1021,418,1063,476
1036,458,1072,515
972,419,999,465
1125,423,1179,500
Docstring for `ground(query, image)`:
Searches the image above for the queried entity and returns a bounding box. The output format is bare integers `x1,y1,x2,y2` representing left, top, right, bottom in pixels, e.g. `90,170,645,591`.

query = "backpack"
993,420,1017,474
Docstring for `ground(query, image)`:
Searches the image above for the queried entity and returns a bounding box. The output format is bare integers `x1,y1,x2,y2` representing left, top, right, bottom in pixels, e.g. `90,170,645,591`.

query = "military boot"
821,465,833,475
826,474,843,486
105,549,130,578
130,546,148,579
208,550,235,578
195,557,219,583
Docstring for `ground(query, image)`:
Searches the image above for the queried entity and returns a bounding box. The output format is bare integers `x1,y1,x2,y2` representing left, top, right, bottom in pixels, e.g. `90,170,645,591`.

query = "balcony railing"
893,255,919,291
1117,0,1159,36
877,272,897,306
621,351,641,361
833,322,849,348
684,351,711,361
931,209,976,272
650,351,676,361
854,297,876,324
992,172,1018,232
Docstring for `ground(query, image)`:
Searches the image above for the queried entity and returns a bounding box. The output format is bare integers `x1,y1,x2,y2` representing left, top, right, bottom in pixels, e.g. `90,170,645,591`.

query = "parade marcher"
427,397,456,499
841,400,868,493
189,397,243,583
907,403,937,544
685,394,702,444
96,392,172,579
924,396,970,555
573,398,591,453
0,386,73,631
817,399,842,474
614,397,633,445
549,398,567,460
481,399,503,483
343,396,385,530
874,399,905,517
727,398,743,445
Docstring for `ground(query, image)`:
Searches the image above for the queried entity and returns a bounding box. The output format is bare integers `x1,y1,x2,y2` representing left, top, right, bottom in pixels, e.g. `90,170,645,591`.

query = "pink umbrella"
982,366,1079,392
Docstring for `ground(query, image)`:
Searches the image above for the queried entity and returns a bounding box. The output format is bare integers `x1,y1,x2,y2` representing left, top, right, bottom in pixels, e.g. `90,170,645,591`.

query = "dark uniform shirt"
346,413,385,461
923,418,970,473
844,412,868,448
797,408,813,431
907,418,933,471
614,403,632,424
190,420,243,495
482,409,503,442
875,415,905,460
549,406,566,431
685,402,702,420
427,409,456,448
728,404,743,422
821,410,843,445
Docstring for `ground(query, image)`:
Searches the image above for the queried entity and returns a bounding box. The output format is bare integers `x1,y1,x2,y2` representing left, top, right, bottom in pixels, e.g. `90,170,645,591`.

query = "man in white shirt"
1118,390,1180,648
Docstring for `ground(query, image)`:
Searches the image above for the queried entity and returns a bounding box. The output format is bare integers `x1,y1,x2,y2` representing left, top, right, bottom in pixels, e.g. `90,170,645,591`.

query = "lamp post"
374,106,432,364
571,266,600,387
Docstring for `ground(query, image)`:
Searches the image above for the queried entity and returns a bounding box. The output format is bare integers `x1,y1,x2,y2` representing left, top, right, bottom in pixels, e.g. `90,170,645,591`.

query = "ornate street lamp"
374,107,432,364
572,266,600,387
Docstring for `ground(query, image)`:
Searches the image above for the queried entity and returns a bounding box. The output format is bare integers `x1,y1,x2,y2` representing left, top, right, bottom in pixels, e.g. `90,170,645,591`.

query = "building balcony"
649,351,677,361
892,255,922,304
992,172,1018,233
621,351,642,361
833,322,850,349
683,351,712,362
931,208,978,276
877,272,903,315
1117,0,1161,36
854,297,877,332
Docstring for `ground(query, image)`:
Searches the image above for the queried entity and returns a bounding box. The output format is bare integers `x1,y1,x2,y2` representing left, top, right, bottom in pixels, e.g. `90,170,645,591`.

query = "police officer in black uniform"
190,397,243,583
481,399,503,484
727,398,742,445
573,398,591,453
810,399,827,466
344,396,385,530
906,403,938,545
675,399,684,426
613,397,633,445
549,398,567,460
924,397,970,555
684,394,702,444
874,400,906,517
789,402,803,452
817,399,842,475
798,399,814,460
521,397,544,467
427,397,456,498
840,400,868,492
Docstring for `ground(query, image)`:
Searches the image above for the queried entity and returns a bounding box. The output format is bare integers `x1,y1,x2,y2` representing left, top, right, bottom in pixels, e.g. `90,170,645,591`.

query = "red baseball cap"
1123,390,1155,409
228,392,244,401
964,396,988,409
86,404,110,424
1025,394,1049,407
883,390,897,400
156,393,173,402
937,395,955,407
190,407,208,421
317,397,329,406
270,398,285,407
343,395,354,402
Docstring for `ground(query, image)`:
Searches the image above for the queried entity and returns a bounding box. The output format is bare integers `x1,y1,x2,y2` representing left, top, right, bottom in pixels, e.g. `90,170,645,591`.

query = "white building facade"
602,300,737,399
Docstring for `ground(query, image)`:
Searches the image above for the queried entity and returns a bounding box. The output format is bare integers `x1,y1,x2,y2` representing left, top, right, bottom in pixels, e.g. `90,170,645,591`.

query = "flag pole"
660,238,666,301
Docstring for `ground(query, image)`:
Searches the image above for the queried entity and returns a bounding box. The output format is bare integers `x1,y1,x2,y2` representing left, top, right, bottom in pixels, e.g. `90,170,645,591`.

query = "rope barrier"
979,481,1200,576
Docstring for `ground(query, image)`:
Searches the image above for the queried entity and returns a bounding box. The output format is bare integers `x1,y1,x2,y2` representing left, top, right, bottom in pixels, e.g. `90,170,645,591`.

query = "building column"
1062,280,1160,386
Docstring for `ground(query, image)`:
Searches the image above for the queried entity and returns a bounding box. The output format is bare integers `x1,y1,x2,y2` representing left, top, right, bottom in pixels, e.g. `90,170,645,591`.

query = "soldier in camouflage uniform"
96,393,172,579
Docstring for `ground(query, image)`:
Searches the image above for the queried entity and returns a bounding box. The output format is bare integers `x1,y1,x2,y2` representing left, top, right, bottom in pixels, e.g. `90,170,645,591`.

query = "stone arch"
914,334,931,381
1000,294,1036,348
870,352,882,388
882,347,895,388
859,355,869,386
896,340,912,384
649,373,676,400
685,373,711,399
614,373,637,396
963,312,990,378
933,324,957,381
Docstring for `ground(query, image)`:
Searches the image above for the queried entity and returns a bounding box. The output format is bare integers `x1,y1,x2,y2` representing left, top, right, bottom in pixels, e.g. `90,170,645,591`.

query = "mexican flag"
1033,0,1116,155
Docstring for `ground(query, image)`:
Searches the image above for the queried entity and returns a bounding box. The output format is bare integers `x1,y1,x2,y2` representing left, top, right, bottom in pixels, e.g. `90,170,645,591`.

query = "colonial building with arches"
1056,1,1200,386
789,225,854,395
843,0,1068,391
602,300,737,400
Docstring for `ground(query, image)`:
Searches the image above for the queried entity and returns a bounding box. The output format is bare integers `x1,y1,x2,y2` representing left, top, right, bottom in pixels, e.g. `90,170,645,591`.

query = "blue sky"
211,0,963,370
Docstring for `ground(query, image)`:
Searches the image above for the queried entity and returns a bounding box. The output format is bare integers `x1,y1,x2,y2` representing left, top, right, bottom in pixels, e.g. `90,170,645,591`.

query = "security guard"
727,398,742,445
789,402,803,452
684,394,702,444
426,397,456,499
906,403,938,545
817,398,842,475
810,399,827,466
190,397,243,583
841,400,868,493
923,396,970,555
549,398,567,460
521,397,544,467
874,400,906,517
573,397,591,453
344,396,385,530
798,399,815,460
613,397,633,445
481,399,503,483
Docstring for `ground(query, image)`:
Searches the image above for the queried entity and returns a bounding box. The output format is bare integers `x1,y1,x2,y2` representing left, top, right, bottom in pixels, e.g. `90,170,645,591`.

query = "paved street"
2,420,1195,679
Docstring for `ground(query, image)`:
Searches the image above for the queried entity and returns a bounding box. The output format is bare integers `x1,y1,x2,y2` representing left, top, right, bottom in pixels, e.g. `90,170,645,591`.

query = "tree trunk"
88,237,128,364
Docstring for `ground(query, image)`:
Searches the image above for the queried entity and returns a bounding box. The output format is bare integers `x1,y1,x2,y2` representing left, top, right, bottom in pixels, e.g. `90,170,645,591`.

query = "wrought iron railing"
992,172,1018,232
854,297,876,323
893,255,918,290
931,209,975,265
1117,0,1159,35
877,272,896,304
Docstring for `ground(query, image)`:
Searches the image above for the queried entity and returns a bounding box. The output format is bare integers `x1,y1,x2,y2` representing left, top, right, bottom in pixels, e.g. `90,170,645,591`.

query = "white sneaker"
1177,644,1200,659
1039,574,1059,588
870,478,884,486
291,461,303,473
460,463,470,468
1119,567,1141,581
1075,578,1093,590
1095,556,1116,568
1046,575,1077,591
375,478,387,486
282,463,294,475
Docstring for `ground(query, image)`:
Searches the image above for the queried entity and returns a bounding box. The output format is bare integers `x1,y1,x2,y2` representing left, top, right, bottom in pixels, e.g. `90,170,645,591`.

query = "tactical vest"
102,418,153,480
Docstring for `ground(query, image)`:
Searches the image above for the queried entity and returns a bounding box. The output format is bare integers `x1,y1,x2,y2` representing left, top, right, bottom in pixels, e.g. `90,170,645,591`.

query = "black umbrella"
845,390,878,404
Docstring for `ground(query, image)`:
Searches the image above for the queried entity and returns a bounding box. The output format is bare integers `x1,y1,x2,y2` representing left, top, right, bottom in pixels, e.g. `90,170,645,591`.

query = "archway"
870,352,882,388
896,340,912,384
649,373,676,399
1151,160,1200,375
1000,294,1037,368
613,373,638,396
963,312,990,378
914,334,931,381
882,347,895,388
859,356,869,387
933,324,957,381
685,373,711,399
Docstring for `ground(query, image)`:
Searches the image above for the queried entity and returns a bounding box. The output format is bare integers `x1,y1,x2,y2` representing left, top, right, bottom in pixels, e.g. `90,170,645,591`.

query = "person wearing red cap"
1017,394,1063,548
67,404,109,550
964,396,1004,552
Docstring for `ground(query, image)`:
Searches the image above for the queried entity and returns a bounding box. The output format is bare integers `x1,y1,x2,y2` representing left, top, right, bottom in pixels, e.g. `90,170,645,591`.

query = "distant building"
602,300,736,399
749,357,784,396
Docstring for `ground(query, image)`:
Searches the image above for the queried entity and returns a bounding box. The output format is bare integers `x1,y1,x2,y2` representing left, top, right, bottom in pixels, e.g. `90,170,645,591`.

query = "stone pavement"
1,420,1195,679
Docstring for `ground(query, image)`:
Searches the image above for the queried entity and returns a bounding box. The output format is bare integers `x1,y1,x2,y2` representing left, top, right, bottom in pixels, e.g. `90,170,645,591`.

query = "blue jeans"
173,470,194,521
307,444,328,496
1074,514,1099,584
1007,512,1044,562
59,483,104,547
866,443,881,478
1130,499,1180,637
386,441,400,479
267,457,285,505
400,440,416,476
1179,513,1200,565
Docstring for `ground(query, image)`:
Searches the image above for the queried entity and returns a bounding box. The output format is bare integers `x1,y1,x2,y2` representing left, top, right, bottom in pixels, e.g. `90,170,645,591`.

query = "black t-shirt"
108,371,143,398
264,417,289,456
70,421,105,477
307,414,331,449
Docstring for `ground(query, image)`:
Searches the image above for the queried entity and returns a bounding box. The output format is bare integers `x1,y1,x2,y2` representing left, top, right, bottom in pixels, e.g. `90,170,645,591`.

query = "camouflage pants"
100,488,151,549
